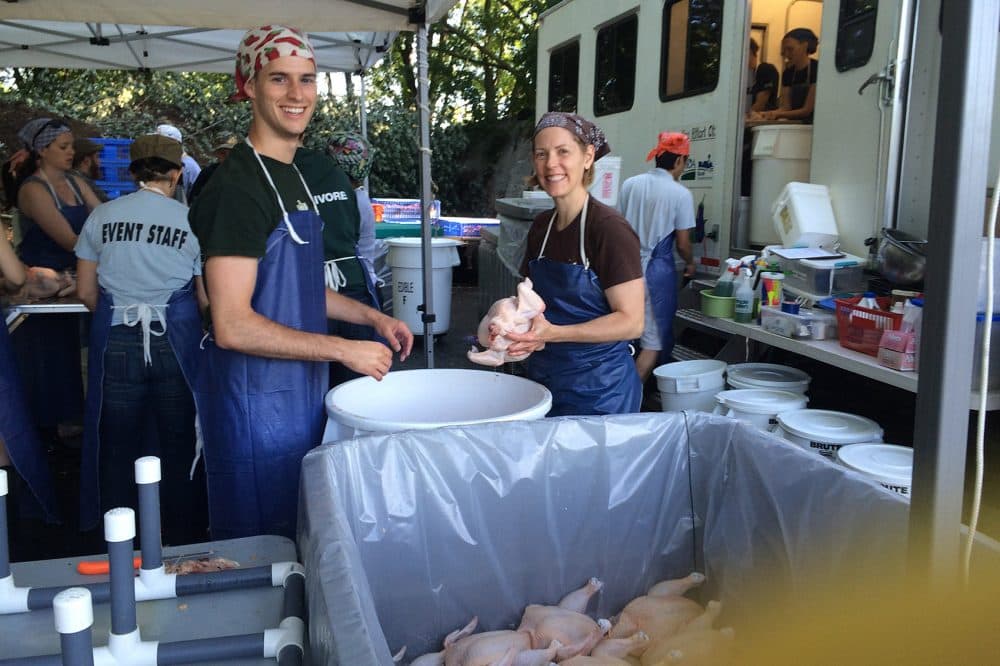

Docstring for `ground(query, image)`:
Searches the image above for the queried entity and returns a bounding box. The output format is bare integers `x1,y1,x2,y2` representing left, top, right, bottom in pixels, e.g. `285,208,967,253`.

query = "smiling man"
189,26,412,539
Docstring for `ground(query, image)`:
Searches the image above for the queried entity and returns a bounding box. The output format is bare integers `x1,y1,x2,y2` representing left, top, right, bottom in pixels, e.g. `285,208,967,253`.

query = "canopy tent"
0,0,455,361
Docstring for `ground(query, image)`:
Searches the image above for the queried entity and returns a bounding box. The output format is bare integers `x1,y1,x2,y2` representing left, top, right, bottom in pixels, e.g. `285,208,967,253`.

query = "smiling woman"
512,111,645,417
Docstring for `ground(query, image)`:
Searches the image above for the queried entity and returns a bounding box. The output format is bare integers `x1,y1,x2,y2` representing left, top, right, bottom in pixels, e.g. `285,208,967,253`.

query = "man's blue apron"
195,146,327,539
0,322,59,522
525,199,642,417
78,283,204,530
645,232,678,365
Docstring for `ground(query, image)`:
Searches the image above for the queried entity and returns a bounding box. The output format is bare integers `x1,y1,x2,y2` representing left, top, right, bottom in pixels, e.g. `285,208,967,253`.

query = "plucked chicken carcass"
467,278,545,366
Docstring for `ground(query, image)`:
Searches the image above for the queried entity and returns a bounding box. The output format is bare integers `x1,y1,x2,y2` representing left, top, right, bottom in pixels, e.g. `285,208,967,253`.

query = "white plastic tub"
654,360,727,413
386,238,462,335
726,363,811,394
837,443,913,498
712,389,808,430
322,369,552,443
749,125,813,246
776,409,883,459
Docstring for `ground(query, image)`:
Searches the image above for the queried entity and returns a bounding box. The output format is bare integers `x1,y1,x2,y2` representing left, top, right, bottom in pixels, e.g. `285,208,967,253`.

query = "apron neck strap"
539,196,590,270
245,138,318,246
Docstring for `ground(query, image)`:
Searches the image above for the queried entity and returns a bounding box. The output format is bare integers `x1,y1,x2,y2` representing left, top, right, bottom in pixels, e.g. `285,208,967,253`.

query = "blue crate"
93,137,133,162
94,179,138,200
97,159,133,184
437,217,501,238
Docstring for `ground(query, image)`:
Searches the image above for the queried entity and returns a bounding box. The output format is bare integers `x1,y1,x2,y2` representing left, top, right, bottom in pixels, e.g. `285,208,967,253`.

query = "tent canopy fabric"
0,0,457,73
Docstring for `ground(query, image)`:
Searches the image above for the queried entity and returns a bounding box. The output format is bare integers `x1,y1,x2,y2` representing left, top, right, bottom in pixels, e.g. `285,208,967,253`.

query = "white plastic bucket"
776,409,883,459
386,238,462,335
589,155,622,207
322,369,552,443
837,443,913,498
712,389,808,430
726,363,811,395
749,125,812,246
771,181,839,250
654,360,727,413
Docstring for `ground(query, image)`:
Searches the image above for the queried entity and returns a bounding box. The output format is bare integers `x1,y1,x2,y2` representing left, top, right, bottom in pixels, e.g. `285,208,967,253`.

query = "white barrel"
323,369,552,443
837,443,913,498
654,360,727,413
726,363,811,395
712,389,808,430
749,125,812,246
776,409,883,459
386,238,462,335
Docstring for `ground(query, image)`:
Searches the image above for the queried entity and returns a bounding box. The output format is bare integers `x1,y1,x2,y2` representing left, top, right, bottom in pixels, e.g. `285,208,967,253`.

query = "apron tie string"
323,256,355,291
117,303,167,365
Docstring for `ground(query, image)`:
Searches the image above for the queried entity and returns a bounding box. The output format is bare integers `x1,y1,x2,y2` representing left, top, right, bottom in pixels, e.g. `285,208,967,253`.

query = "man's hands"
337,313,413,382
372,313,414,362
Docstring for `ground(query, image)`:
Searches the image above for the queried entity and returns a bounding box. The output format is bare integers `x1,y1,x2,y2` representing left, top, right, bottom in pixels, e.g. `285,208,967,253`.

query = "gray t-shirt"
75,188,202,325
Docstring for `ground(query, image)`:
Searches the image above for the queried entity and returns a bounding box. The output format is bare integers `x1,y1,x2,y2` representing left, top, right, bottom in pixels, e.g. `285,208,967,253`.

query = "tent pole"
908,0,998,584
417,22,435,367
359,72,370,191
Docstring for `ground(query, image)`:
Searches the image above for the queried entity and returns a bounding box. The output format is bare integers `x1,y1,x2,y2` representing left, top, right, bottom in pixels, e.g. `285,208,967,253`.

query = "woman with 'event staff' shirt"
506,112,645,417
75,134,209,545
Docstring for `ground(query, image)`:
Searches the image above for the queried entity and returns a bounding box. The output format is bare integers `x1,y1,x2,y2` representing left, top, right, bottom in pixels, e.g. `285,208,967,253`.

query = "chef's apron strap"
323,257,355,291
116,303,168,366
246,138,320,246
538,197,591,269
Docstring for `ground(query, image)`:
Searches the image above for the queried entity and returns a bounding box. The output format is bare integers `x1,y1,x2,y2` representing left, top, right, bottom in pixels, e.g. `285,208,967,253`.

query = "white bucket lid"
385,237,463,248
837,443,912,487
776,409,883,444
654,360,727,394
715,389,808,414
726,363,811,391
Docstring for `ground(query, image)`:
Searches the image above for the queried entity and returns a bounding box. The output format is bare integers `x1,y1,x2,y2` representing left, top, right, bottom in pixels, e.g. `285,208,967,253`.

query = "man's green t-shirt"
189,142,314,259
294,148,365,290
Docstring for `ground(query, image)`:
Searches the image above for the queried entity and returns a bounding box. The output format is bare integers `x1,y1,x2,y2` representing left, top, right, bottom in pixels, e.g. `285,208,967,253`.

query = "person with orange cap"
619,131,696,385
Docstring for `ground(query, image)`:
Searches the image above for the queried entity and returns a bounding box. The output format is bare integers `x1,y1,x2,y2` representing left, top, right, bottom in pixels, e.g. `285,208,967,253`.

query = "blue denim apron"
645,232,678,365
0,322,59,522
78,282,204,530
195,145,327,539
525,199,642,416
18,174,89,270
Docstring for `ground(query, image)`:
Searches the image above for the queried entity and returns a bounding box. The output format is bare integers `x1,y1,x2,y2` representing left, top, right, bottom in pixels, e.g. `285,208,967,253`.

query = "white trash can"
654,360,727,413
323,369,552,442
749,125,812,246
712,388,808,430
386,237,462,335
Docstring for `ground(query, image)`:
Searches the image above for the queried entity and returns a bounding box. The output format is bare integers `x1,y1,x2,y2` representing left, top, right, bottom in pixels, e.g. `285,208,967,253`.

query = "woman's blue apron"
0,321,59,522
195,146,327,539
78,283,204,530
18,174,88,271
645,232,678,365
525,200,642,417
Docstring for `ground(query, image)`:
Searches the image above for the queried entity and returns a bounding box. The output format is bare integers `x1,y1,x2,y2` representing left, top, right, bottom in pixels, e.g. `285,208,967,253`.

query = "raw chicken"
10,266,75,301
467,278,545,366
444,633,560,666
560,657,632,666
591,631,649,659
165,556,239,575
557,577,604,614
517,604,611,661
409,616,480,666
641,627,734,666
608,574,706,641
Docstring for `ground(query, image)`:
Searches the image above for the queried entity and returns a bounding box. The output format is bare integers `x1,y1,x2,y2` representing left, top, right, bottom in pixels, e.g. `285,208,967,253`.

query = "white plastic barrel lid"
837,444,913,486
716,389,807,413
727,363,811,389
777,409,883,444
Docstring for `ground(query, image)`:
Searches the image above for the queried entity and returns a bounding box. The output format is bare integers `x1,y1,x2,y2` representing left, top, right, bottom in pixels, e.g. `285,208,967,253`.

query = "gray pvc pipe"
155,634,265,665
174,565,274,596
27,584,110,611
135,457,163,571
277,645,304,666
59,630,94,666
104,508,137,636
0,469,10,579
282,572,305,620
53,587,95,666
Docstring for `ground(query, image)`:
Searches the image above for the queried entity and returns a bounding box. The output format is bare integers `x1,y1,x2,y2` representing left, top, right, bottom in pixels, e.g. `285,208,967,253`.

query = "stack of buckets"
653,360,912,497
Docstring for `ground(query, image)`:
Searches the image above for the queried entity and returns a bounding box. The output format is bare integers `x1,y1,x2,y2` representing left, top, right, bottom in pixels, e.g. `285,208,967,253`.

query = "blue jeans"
98,325,207,545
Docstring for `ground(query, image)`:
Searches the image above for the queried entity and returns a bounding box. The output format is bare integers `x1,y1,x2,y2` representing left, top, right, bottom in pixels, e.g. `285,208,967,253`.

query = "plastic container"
771,182,839,250
92,137,133,162
778,253,866,296
372,198,442,223
776,409,884,459
837,443,913,498
712,388,808,430
588,155,621,207
734,272,755,323
654,360,727,413
749,125,813,246
726,362,811,394
835,296,902,356
760,305,837,339
437,217,501,238
322,369,552,442
386,238,462,335
700,289,735,318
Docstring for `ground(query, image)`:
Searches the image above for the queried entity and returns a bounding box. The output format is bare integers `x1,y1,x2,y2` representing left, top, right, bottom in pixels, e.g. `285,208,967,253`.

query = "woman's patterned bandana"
232,25,315,102
18,118,71,153
533,112,611,160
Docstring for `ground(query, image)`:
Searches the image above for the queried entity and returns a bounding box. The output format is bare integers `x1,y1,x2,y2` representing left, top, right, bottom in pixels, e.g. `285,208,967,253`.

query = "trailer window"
836,0,878,72
549,41,580,112
659,0,723,101
593,14,638,116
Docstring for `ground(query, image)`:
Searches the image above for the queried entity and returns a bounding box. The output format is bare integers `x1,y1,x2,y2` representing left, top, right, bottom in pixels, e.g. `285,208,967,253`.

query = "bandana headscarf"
325,132,373,183
232,25,316,102
18,118,72,153
646,131,691,161
533,112,611,160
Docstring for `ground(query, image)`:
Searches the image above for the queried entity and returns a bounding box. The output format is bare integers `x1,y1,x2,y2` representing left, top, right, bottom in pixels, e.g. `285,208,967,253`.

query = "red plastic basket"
834,296,903,356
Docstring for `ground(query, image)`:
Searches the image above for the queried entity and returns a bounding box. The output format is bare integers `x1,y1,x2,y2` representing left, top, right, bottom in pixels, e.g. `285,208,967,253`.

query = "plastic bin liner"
298,412,909,665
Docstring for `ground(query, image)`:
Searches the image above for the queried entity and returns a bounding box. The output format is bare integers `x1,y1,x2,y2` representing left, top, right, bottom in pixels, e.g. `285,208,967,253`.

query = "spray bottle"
715,258,741,297
734,267,756,323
